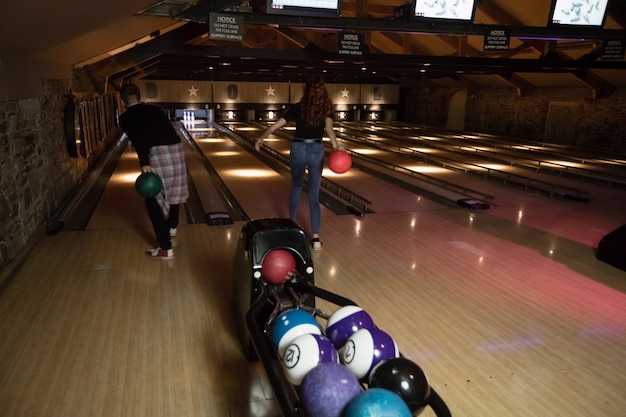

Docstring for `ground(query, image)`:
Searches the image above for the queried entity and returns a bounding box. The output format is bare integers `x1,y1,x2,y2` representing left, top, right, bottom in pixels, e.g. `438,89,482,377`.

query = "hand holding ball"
135,172,163,197
328,150,352,174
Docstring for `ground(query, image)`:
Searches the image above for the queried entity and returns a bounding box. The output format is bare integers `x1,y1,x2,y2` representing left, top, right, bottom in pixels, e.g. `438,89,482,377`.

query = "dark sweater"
119,103,180,167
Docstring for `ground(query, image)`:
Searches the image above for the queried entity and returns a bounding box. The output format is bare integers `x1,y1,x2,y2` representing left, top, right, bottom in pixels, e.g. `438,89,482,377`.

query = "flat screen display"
267,0,341,18
549,0,609,26
412,0,477,21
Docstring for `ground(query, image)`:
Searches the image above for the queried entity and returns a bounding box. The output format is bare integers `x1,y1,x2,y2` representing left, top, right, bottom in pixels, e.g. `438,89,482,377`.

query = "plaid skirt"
149,142,189,217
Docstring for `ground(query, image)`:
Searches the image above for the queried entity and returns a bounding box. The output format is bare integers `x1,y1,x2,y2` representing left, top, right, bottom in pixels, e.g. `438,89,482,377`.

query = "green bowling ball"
135,172,163,197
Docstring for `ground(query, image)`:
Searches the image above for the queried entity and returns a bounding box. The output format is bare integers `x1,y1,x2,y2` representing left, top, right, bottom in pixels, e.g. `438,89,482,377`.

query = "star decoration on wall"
341,88,350,98
265,85,276,96
188,85,198,96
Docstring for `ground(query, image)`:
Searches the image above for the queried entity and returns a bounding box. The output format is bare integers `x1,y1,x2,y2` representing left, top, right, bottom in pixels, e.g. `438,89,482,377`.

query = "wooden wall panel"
326,83,361,106
360,84,400,105
213,81,290,104
138,80,212,103
134,80,400,107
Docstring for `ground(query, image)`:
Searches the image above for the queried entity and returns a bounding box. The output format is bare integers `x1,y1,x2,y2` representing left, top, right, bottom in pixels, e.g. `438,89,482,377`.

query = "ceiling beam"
179,12,626,41
496,74,536,97
571,70,615,100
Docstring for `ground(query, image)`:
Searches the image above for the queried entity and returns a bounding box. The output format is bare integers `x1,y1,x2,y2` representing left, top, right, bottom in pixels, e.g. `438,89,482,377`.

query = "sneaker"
169,228,177,237
146,247,174,259
312,237,322,251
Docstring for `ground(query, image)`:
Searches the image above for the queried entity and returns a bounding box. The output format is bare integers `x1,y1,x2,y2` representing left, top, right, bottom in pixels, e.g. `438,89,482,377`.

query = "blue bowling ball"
270,309,321,356
300,362,362,417
345,387,412,417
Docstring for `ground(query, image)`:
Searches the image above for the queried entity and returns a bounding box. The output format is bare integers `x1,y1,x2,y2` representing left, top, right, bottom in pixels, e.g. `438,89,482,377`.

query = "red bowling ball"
262,249,296,284
328,150,352,174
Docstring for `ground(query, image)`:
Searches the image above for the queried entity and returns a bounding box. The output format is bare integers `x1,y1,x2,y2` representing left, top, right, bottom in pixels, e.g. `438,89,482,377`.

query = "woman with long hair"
255,76,343,250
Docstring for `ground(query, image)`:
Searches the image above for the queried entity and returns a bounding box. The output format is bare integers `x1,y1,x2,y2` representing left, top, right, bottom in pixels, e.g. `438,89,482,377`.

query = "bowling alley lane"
85,146,166,232
194,121,450,216
212,117,626,251
2,119,626,417
324,122,626,247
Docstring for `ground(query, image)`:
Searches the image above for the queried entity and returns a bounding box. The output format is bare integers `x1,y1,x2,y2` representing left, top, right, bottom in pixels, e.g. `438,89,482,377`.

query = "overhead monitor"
267,0,341,18
412,0,477,21
549,0,610,27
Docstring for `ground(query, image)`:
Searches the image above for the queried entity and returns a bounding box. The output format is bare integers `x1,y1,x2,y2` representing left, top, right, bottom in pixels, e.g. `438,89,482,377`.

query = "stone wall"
0,80,91,275
402,79,450,127
403,84,626,154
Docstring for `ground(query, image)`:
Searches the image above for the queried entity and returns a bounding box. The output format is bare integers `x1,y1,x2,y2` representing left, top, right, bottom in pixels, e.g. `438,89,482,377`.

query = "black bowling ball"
368,357,431,416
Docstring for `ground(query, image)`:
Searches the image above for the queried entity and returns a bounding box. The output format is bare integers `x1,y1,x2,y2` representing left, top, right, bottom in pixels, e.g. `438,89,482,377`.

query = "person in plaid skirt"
119,84,188,259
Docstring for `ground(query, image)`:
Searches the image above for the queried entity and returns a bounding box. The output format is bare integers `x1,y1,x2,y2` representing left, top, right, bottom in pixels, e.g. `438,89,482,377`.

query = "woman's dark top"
282,103,332,139
119,103,180,166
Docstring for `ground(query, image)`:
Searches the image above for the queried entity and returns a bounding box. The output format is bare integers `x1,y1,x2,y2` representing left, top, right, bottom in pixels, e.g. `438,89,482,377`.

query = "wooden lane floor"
236,122,457,213
1,122,626,417
231,121,626,247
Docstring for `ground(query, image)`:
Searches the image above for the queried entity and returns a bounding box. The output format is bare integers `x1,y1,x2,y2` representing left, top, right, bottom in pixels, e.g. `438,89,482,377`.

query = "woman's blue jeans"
289,141,325,235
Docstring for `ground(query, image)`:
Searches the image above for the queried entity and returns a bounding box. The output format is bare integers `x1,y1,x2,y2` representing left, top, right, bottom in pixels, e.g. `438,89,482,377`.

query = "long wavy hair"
299,76,333,127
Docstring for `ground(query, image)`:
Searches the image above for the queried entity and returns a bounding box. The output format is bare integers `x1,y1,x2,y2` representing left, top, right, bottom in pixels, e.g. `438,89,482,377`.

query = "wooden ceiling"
2,0,626,96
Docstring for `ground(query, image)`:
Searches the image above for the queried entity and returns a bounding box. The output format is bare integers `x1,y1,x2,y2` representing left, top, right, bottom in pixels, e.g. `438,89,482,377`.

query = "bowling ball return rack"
233,218,452,417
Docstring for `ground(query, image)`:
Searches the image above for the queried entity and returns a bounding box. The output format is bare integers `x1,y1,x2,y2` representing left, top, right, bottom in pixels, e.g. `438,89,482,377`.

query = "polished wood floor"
1,122,626,417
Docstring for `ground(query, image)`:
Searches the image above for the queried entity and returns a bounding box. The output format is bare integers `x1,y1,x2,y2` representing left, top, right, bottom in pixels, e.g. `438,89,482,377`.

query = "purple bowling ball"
282,333,339,385
300,362,363,417
326,305,375,348
341,328,399,380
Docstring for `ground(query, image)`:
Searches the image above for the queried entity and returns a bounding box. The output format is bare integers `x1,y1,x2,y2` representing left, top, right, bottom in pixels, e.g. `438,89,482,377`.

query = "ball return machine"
233,218,452,417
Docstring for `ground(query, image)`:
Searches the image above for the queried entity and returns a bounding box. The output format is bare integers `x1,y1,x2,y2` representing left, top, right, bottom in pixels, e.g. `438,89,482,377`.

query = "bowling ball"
270,309,322,356
326,305,375,349
300,362,362,417
345,387,412,417
368,357,431,416
341,328,399,380
262,249,296,284
328,150,352,174
282,333,339,385
135,172,163,197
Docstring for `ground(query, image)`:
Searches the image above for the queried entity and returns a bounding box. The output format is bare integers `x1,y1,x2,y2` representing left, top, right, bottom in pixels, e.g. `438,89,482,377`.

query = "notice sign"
484,28,510,51
601,40,625,60
209,13,243,42
339,32,365,56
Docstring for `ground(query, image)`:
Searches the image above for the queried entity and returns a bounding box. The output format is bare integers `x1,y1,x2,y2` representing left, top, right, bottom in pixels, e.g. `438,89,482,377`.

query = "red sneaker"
146,247,174,259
